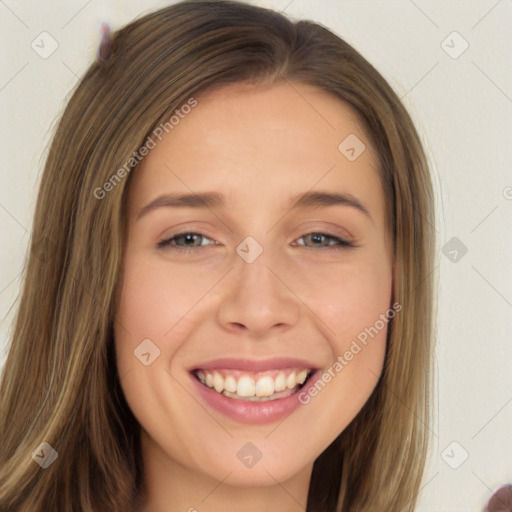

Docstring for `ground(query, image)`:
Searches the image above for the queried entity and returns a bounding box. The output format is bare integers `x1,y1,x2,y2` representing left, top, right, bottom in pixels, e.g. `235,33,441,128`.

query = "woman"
0,1,436,510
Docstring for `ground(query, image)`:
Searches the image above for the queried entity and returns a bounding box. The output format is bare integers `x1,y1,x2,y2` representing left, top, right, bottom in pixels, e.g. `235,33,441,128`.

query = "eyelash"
156,231,355,254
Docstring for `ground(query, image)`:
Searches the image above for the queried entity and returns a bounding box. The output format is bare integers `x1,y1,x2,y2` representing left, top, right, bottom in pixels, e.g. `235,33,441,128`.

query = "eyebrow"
136,190,372,221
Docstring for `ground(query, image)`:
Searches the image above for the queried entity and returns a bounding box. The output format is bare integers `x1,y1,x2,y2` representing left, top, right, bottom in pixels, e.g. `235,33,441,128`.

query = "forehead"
127,81,383,223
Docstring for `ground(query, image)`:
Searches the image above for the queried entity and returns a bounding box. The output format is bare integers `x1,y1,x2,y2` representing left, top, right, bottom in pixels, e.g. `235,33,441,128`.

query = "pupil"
310,233,323,246
184,234,198,246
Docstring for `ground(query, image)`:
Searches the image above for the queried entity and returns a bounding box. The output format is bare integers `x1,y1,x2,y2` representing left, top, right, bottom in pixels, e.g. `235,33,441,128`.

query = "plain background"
0,1,511,510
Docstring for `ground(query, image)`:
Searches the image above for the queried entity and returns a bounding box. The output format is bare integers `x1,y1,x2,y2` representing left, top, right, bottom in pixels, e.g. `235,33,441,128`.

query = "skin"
114,81,393,512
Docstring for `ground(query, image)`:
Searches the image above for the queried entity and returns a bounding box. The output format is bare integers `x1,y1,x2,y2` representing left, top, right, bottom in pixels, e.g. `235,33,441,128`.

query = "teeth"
286,371,297,389
213,371,224,393
237,376,256,397
224,375,237,393
256,376,274,397
296,369,308,385
195,368,312,400
274,372,287,392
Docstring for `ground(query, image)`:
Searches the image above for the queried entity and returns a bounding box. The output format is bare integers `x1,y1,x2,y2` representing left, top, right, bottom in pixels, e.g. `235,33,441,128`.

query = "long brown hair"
0,1,436,510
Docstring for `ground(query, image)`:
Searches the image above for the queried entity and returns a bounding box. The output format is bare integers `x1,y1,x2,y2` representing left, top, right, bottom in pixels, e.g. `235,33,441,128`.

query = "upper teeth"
196,368,310,398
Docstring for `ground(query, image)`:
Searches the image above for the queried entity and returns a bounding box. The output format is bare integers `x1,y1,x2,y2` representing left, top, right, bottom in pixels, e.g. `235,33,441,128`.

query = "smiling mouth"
191,368,315,402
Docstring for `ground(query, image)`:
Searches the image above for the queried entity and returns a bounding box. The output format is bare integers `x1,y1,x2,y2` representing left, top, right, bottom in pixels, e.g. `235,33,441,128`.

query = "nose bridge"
235,237,284,303
238,246,277,291
216,237,300,334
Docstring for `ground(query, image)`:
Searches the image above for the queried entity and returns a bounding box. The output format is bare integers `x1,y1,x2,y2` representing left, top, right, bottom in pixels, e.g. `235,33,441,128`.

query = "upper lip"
189,357,320,373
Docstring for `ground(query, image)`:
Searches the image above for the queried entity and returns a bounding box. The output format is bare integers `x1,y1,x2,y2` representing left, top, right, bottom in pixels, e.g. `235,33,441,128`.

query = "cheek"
114,250,228,386
114,254,174,377
116,253,212,337
296,261,392,426
297,253,392,393
117,245,392,349
300,257,392,338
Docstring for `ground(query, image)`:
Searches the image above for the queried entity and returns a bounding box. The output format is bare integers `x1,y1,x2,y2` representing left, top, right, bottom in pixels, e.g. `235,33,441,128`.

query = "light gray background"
1,1,511,510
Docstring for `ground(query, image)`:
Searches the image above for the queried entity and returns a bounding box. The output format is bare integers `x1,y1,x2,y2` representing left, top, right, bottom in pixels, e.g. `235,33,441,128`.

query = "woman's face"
115,82,393,494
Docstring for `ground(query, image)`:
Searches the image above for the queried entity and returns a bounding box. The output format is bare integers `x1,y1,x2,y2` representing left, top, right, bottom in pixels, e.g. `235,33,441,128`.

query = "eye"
294,232,354,250
157,231,354,254
157,232,217,253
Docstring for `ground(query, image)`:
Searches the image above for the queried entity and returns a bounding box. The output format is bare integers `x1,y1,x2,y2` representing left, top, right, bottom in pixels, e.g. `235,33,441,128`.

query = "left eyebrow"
136,190,372,222
288,191,372,221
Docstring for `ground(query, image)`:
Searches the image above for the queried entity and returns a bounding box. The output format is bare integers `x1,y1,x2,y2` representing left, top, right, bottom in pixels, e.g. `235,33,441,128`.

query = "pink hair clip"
97,22,112,63
484,483,512,512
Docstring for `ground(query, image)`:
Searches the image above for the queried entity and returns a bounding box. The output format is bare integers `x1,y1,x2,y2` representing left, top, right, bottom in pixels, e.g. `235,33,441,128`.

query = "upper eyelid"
159,231,352,246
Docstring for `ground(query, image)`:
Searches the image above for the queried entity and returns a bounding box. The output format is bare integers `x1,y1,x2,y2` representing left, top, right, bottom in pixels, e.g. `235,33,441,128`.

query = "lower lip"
190,370,321,425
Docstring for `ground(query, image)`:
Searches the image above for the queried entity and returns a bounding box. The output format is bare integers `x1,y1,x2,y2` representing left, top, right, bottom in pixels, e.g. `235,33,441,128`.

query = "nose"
216,247,300,337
